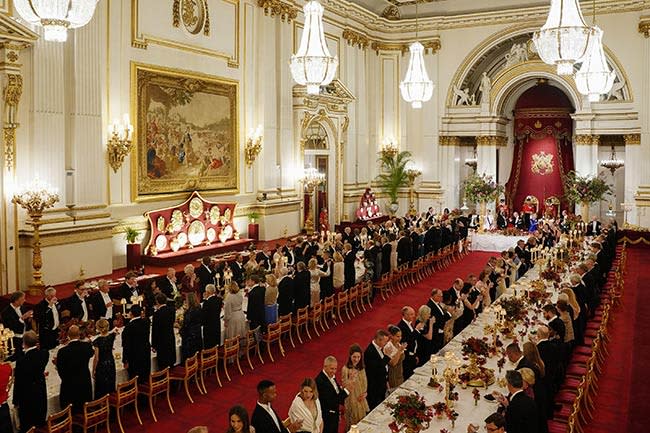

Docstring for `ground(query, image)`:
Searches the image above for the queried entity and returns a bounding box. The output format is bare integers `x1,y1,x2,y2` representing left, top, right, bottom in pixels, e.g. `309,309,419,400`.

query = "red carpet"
114,251,494,433
584,245,650,433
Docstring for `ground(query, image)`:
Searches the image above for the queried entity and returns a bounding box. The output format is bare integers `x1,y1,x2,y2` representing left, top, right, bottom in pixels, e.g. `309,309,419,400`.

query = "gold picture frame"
131,62,239,202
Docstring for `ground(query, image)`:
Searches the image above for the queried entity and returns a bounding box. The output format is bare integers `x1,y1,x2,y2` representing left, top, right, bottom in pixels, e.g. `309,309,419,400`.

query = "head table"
355,241,579,433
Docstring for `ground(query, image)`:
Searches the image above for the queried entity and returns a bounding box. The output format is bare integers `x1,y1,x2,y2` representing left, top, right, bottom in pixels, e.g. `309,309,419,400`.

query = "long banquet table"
356,249,565,432
470,232,529,252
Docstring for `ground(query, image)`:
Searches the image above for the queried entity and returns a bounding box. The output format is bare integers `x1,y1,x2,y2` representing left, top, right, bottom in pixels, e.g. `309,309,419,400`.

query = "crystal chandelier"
399,1,433,108
575,26,614,102
533,0,593,75
600,145,624,175
290,0,338,95
14,0,99,42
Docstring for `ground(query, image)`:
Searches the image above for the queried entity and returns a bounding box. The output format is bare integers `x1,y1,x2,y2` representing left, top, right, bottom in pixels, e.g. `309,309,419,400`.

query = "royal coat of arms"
531,151,554,176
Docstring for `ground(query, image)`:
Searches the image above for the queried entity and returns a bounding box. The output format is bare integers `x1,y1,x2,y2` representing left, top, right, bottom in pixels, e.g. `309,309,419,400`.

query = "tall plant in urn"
376,150,413,215
463,173,503,217
563,170,612,220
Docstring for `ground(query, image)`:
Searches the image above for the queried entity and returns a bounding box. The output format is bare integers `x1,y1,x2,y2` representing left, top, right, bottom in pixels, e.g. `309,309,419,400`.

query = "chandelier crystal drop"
533,0,593,75
14,0,99,42
575,28,615,102
289,0,338,95
399,41,434,109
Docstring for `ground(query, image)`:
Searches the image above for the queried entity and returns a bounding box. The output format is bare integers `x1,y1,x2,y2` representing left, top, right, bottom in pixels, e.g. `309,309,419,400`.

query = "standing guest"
13,331,48,433
380,236,392,276
277,267,295,316
226,405,253,433
247,276,267,331
251,380,299,433
34,286,60,350
341,344,369,426
66,283,90,322
396,306,418,379
308,258,329,307
288,378,323,433
396,231,412,266
502,370,539,433
181,292,203,361
92,319,117,398
522,342,550,432
315,356,349,433
426,288,450,354
343,244,356,290
224,283,248,340
2,291,33,359
89,279,115,322
542,304,566,358
364,329,390,410
152,293,176,370
122,305,151,381
119,271,140,303
556,296,575,347
56,325,95,413
181,264,199,296
264,274,279,325
319,250,334,300
293,262,311,310
256,247,273,272
332,252,345,293
158,267,180,301
0,361,11,433
196,256,216,296
415,305,434,365
231,255,246,287
202,284,223,349
383,325,406,393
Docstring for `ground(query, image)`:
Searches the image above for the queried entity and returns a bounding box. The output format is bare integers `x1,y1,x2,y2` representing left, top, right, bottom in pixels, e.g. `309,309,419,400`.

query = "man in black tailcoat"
121,305,151,381
251,380,299,433
151,293,176,370
196,256,216,296
426,288,451,354
246,276,266,331
201,284,223,348
315,356,349,433
397,306,419,380
364,329,390,410
34,287,61,350
56,325,94,413
13,331,49,432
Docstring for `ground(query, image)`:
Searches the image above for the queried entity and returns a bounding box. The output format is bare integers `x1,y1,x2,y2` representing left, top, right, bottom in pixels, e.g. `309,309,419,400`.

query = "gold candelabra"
300,165,325,234
380,137,399,159
405,165,422,216
245,125,263,166
107,114,133,173
12,178,59,295
0,325,15,361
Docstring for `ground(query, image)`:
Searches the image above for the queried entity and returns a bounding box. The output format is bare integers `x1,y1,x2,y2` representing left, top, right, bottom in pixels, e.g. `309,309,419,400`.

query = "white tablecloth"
357,248,566,432
471,233,529,252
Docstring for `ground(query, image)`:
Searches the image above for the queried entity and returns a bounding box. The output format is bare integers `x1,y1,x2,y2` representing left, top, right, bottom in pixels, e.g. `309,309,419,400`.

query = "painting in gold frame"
131,62,239,202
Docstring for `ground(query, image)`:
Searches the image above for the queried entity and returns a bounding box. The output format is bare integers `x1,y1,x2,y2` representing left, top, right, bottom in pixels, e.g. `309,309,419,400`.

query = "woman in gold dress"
383,325,406,394
341,344,369,427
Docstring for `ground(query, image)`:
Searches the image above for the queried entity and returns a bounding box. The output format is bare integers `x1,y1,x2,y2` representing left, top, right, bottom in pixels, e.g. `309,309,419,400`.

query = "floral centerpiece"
540,267,561,283
463,173,504,203
386,393,434,433
497,296,527,322
563,170,612,205
461,337,490,357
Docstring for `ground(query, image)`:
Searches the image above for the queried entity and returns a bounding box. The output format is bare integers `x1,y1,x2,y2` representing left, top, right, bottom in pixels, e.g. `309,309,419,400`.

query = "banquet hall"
0,0,648,432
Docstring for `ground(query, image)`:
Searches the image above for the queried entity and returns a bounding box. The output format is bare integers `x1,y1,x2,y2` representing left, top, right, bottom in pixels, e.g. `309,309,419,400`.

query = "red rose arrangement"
386,393,434,433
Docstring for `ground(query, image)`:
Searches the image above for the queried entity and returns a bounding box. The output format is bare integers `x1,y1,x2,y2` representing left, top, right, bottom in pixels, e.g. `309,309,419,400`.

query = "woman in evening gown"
92,319,117,399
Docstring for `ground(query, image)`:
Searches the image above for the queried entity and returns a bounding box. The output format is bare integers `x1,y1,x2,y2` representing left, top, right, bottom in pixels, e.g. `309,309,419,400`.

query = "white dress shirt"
100,291,113,319
12,304,25,336
257,401,281,430
49,302,60,330
78,294,89,321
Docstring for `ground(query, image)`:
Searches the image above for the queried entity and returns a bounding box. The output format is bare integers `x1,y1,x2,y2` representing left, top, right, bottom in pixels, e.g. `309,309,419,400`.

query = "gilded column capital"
639,18,650,38
342,29,369,50
574,134,600,146
624,133,641,145
257,0,298,23
371,37,441,56
439,136,460,146
476,135,507,146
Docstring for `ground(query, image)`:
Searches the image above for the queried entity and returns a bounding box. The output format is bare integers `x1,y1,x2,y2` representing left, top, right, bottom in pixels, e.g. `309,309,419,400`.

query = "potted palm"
247,210,260,241
376,150,412,215
124,226,141,270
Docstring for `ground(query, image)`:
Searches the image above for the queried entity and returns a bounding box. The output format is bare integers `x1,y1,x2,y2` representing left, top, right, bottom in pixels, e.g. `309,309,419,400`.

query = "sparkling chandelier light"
533,0,593,75
575,26,614,102
399,1,433,109
14,0,99,42
290,0,338,95
600,145,624,175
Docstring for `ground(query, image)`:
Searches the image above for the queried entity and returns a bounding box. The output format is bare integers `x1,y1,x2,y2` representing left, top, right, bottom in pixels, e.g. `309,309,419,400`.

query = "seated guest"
152,293,176,370
289,378,323,433
92,319,117,399
226,405,252,433
119,271,140,303
56,325,95,413
467,413,506,433
181,292,203,361
364,329,390,410
251,380,298,433
277,267,294,316
315,356,348,433
2,291,33,358
224,283,248,341
89,279,115,322
34,286,60,350
264,274,279,325
202,284,222,349
13,331,48,433
496,211,507,229
341,344,369,426
158,267,180,301
122,305,151,381
181,264,199,296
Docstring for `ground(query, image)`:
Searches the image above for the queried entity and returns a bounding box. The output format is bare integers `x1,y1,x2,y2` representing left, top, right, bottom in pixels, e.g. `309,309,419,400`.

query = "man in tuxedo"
13,331,49,433
505,343,533,371
89,279,115,322
158,267,179,301
122,305,152,381
496,211,508,229
56,325,94,413
251,380,300,433
315,356,349,433
202,284,223,348
256,247,273,272
381,237,392,275
1,291,33,358
467,413,506,433
586,216,601,237
293,262,311,310
247,276,266,331
196,256,215,296
397,306,419,380
448,278,467,335
118,271,140,304
396,231,412,266
319,251,334,300
426,288,450,354
364,329,390,410
503,370,539,433
34,286,61,350
343,244,356,290
231,255,246,287
535,326,560,415
542,304,568,366
151,293,176,370
277,267,295,316
65,283,90,322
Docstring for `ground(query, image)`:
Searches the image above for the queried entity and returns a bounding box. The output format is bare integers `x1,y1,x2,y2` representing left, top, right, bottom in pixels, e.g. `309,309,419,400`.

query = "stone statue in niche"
504,43,529,68
453,84,476,106
479,72,491,103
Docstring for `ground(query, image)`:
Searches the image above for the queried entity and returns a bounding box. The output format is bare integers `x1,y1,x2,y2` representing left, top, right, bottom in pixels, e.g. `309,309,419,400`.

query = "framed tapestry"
131,62,239,202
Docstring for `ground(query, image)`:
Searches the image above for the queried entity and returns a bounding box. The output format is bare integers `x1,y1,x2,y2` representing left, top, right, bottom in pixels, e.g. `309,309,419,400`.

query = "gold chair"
170,352,204,403
278,313,295,348
292,306,310,344
243,326,264,370
72,394,110,433
109,376,142,433
198,346,221,392
262,322,285,362
44,404,73,433
137,368,174,422
347,285,361,316
373,274,393,301
308,302,325,336
219,336,244,381
359,282,373,311
321,295,336,328
335,291,350,322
